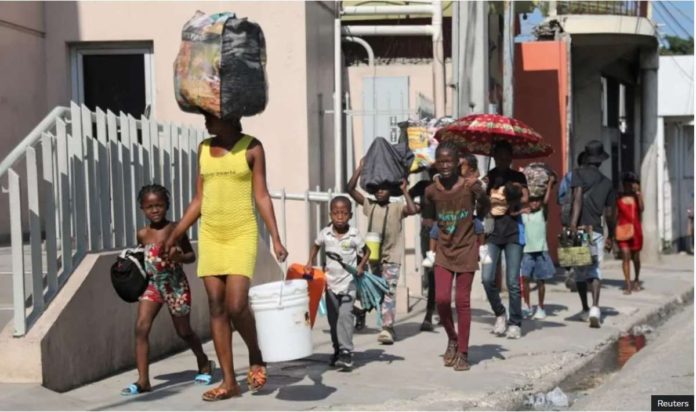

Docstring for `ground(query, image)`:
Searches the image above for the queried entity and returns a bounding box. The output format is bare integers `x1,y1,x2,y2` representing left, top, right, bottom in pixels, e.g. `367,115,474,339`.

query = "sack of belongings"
523,162,555,198
360,137,414,195
174,11,267,119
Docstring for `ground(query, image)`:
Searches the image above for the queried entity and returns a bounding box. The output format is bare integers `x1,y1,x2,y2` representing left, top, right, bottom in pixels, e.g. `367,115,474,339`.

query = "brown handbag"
615,197,635,241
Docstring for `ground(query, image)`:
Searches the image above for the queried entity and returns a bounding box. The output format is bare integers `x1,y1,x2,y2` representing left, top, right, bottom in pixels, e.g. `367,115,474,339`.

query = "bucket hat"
583,140,610,164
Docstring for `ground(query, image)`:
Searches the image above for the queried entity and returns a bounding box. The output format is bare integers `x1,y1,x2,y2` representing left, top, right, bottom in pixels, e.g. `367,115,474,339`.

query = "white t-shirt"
315,225,365,294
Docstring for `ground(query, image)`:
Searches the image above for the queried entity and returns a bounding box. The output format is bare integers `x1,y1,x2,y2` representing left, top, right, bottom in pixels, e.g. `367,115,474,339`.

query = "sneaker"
329,351,339,367
453,352,471,371
378,327,395,345
420,319,434,332
522,304,533,319
354,308,366,331
579,310,590,322
443,340,458,367
422,251,436,268
589,306,601,328
506,325,522,339
492,314,507,336
335,350,353,371
533,307,547,320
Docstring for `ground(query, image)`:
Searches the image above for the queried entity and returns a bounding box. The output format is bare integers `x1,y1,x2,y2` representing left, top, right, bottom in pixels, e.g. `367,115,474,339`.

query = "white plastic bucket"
249,279,312,362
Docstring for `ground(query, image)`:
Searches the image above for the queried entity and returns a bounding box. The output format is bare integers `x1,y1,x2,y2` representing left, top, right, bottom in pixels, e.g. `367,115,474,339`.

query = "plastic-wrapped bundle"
523,162,555,198
174,11,267,119
360,137,414,194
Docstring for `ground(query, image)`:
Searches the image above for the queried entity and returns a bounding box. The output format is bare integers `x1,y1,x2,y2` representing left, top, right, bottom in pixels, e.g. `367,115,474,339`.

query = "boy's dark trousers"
326,290,355,352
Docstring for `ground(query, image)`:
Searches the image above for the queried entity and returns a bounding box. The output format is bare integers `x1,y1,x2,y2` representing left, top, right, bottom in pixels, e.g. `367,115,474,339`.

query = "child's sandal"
194,360,216,385
120,383,151,396
247,365,267,392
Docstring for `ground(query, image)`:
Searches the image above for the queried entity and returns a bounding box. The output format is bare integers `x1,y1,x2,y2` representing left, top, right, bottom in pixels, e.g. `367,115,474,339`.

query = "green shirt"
522,209,548,253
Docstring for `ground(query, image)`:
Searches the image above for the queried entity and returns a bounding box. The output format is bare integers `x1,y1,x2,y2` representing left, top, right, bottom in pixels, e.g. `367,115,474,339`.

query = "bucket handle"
277,261,288,307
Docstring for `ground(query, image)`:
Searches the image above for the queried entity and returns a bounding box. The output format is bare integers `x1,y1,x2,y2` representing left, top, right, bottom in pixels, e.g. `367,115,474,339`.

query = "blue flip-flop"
194,360,216,385
120,383,151,396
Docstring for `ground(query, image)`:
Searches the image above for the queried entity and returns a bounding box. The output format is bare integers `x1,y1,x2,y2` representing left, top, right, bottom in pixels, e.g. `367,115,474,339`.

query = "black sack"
360,137,414,194
174,11,267,119
110,248,147,303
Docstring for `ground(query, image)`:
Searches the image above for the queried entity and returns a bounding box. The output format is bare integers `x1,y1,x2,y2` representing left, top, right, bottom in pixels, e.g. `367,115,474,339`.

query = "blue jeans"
481,242,524,327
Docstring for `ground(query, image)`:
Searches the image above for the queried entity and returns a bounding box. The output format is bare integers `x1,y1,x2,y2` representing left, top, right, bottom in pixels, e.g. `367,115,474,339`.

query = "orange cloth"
286,264,326,328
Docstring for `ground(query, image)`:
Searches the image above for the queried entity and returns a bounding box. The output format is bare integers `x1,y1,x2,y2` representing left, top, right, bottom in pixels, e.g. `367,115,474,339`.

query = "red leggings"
434,266,474,353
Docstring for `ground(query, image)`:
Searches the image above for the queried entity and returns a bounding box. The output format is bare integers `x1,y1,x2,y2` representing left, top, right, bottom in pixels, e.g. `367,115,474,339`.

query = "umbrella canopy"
434,113,552,159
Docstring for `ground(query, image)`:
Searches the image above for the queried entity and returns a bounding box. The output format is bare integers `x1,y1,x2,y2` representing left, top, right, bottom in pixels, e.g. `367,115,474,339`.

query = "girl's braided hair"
138,184,170,210
436,140,461,157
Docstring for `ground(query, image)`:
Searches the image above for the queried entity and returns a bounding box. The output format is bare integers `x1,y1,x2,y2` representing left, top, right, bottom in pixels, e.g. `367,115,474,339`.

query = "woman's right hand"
162,235,179,260
273,239,289,263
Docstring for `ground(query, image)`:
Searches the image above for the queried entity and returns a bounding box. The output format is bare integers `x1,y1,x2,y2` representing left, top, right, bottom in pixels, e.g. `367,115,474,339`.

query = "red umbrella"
434,113,552,159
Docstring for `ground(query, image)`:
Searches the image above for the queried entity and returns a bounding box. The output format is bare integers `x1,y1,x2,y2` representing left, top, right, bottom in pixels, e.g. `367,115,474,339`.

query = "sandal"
120,383,151,396
194,360,216,385
201,386,241,402
453,352,471,371
443,340,458,367
247,365,267,392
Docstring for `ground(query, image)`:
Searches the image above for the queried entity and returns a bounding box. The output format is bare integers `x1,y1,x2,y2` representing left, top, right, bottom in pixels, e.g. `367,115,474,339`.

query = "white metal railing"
267,189,424,294
2,102,204,336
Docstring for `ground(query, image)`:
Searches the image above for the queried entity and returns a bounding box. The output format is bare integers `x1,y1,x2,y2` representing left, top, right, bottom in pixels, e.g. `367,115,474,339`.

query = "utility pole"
502,0,515,117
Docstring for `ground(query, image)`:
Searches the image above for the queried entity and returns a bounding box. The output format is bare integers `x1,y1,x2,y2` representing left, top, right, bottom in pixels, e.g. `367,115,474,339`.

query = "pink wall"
515,41,569,261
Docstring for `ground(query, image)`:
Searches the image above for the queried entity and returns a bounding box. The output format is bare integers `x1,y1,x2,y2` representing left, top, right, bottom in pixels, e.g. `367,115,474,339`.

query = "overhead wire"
667,1,694,24
655,1,692,38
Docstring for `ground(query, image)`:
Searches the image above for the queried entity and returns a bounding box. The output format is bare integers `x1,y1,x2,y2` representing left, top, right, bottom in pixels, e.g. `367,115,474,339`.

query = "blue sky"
517,1,694,43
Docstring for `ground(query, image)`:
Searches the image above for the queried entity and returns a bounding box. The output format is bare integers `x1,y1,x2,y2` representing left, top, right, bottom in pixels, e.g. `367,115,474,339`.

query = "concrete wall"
0,2,47,241
1,2,337,260
658,56,694,117
0,239,283,391
514,41,569,261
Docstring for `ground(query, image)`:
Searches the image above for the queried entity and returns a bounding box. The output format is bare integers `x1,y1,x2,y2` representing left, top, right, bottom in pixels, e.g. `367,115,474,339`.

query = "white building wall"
658,56,694,251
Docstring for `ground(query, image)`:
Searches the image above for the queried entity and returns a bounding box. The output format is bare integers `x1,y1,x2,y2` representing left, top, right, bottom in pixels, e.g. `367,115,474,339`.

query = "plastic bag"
174,11,267,119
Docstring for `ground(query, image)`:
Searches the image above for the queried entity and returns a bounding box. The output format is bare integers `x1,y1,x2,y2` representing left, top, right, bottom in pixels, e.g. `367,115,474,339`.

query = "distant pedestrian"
347,159,418,344
569,140,616,328
520,174,557,320
305,196,370,371
121,184,212,396
558,152,588,292
422,142,490,371
616,172,644,294
481,141,529,339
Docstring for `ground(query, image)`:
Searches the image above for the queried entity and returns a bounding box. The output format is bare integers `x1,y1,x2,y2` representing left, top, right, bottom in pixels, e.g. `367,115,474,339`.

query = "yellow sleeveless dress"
197,135,258,278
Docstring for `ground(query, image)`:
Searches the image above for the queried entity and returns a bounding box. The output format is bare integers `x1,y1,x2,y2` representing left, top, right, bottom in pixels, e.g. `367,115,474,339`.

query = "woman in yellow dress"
164,114,288,401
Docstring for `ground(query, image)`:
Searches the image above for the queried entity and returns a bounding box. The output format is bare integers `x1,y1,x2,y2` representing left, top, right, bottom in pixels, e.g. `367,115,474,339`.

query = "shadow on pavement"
539,303,569,317
521,318,567,336
263,349,404,402
468,344,508,363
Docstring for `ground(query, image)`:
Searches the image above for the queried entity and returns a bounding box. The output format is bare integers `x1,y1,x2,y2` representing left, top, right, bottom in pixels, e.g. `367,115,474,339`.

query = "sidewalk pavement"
0,254,693,411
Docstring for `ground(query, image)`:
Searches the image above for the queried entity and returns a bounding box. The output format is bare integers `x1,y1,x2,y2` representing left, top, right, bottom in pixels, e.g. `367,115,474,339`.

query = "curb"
485,286,695,411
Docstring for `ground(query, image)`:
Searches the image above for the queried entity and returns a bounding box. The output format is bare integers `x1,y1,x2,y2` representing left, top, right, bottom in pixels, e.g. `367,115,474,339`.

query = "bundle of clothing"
174,11,267,119
523,162,556,198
